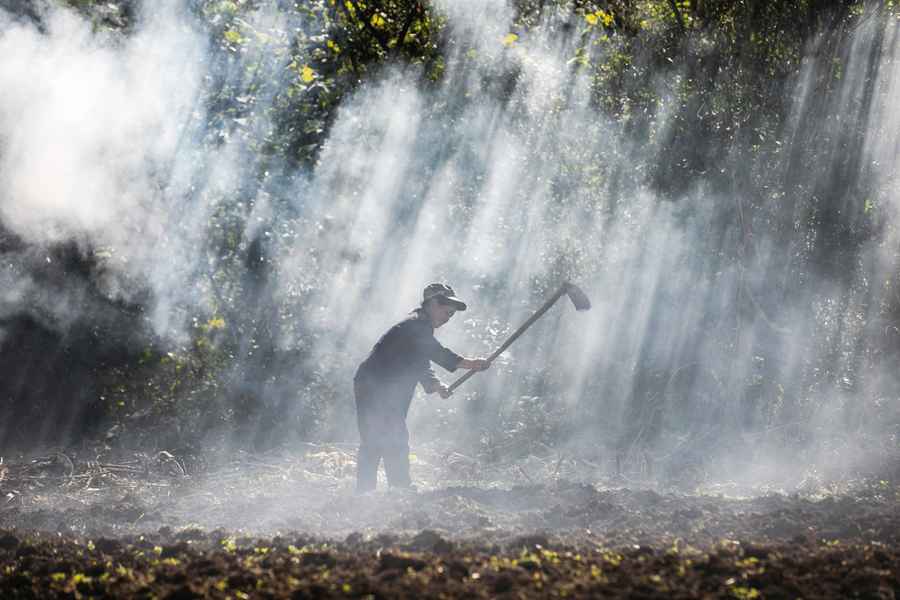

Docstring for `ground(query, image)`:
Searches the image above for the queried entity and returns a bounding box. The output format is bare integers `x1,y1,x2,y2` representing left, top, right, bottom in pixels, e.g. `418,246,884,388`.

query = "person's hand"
437,383,453,399
461,358,491,371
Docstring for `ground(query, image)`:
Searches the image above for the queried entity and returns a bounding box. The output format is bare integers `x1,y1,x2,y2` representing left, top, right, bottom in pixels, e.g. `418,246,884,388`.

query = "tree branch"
668,0,686,34
347,0,390,53
397,2,421,50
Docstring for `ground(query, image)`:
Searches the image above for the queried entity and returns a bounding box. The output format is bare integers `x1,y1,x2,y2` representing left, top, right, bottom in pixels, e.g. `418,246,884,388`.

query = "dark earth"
1,444,897,598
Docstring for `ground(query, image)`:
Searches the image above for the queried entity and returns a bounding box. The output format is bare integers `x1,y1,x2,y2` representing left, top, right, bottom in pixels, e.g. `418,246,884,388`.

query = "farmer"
354,283,491,492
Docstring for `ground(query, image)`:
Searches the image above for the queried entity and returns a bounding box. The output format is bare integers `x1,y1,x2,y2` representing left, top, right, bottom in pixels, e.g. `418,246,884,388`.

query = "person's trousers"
354,379,411,492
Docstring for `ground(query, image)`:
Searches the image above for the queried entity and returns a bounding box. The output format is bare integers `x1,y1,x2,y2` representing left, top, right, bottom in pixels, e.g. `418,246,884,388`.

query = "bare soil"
0,445,897,598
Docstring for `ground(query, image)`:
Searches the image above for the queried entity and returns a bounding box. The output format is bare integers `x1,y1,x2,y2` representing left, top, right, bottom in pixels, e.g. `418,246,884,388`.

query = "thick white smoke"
0,2,209,335
0,1,896,492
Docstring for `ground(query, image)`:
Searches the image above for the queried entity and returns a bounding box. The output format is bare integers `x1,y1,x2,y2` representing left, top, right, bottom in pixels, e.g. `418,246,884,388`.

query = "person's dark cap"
422,283,467,311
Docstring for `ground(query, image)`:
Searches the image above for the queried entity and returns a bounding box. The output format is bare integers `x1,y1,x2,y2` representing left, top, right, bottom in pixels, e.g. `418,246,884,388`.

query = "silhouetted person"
354,283,490,492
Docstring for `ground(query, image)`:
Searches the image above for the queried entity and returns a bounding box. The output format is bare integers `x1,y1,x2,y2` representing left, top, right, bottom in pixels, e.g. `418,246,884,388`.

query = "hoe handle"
447,285,568,393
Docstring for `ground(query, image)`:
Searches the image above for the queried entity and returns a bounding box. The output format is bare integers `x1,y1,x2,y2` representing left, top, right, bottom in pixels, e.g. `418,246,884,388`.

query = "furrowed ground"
0,445,898,598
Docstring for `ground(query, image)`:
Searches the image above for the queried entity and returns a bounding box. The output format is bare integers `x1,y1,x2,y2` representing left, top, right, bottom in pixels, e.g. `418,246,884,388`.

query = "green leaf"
223,29,242,44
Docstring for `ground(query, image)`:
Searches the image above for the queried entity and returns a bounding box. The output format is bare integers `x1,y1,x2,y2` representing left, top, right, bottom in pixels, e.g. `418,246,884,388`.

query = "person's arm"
423,336,491,395
419,366,442,394
458,357,491,371
412,322,491,396
415,325,464,372
426,358,490,398
423,335,491,373
420,368,457,398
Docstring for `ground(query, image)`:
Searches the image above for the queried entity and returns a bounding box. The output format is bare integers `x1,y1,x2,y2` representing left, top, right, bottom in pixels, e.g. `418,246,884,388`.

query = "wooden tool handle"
447,285,568,393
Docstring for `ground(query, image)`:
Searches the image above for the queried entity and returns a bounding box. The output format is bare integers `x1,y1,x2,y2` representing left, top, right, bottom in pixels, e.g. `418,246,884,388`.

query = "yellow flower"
587,10,614,27
207,316,226,330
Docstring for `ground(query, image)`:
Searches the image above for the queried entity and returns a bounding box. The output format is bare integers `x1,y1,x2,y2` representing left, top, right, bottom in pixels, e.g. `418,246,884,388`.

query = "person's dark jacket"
355,309,462,415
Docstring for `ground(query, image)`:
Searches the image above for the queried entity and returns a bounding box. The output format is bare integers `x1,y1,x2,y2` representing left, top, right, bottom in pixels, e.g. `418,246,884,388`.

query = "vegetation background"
1,0,898,487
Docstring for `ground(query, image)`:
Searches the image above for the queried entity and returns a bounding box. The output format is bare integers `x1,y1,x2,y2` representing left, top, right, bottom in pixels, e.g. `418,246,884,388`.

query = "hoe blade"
564,282,591,311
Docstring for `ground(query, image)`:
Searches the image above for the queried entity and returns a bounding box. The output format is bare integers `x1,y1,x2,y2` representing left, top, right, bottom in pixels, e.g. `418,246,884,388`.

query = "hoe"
448,281,591,392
